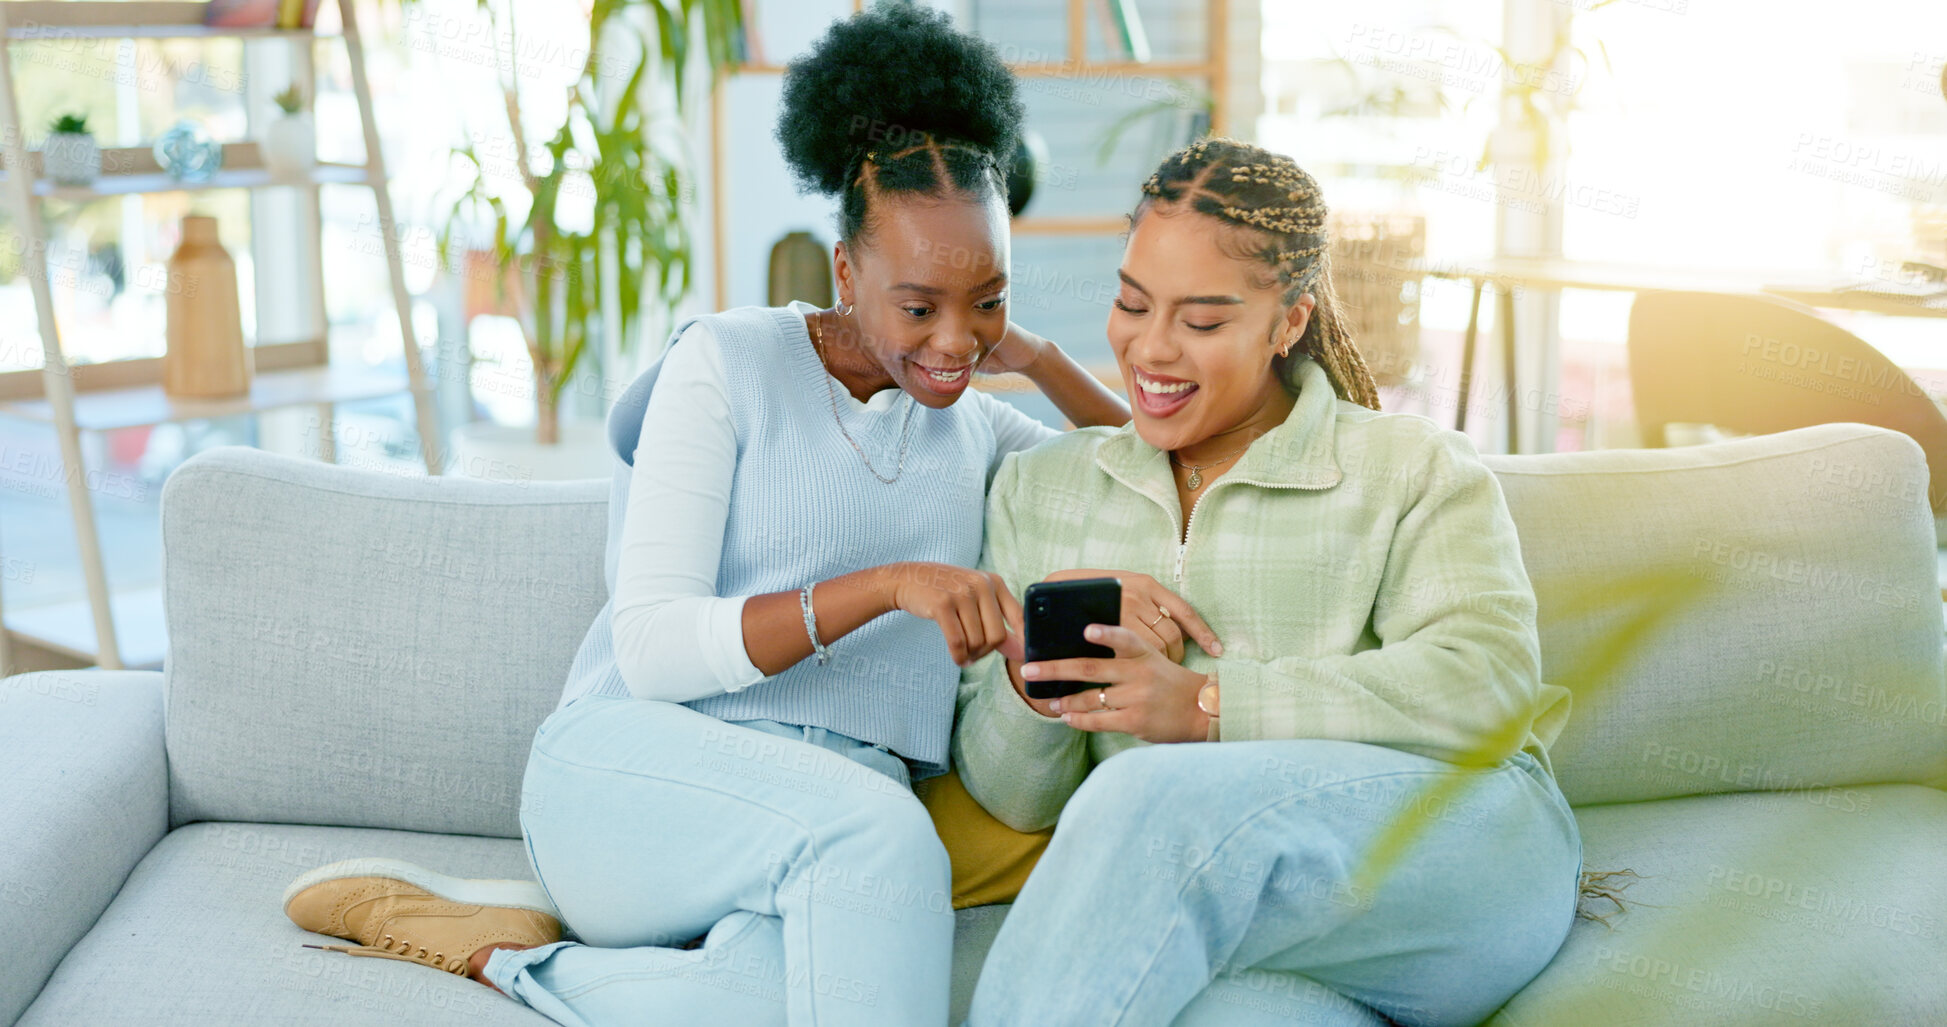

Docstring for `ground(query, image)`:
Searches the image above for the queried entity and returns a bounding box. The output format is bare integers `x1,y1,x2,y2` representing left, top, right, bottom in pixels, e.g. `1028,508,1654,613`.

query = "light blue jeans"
483,694,952,1027
968,739,1583,1027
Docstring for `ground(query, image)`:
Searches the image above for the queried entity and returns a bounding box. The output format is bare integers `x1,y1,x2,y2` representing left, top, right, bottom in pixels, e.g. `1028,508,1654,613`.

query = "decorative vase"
1005,129,1047,218
154,120,223,183
766,231,832,307
43,132,101,186
163,215,252,398
262,112,315,181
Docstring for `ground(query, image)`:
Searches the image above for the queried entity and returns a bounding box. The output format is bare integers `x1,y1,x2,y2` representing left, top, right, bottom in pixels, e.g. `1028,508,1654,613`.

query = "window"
1260,0,1947,452
1559,0,1947,419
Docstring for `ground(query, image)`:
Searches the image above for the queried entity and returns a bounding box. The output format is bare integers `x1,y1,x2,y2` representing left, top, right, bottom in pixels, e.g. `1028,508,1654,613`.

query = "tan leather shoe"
283,857,562,975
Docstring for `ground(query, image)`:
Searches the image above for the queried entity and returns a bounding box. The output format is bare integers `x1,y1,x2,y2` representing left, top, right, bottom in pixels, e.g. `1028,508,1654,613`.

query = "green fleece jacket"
952,358,1572,833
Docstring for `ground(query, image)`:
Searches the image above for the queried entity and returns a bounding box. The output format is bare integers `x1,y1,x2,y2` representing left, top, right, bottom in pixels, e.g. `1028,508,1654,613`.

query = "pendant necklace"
810,309,917,485
1170,440,1252,490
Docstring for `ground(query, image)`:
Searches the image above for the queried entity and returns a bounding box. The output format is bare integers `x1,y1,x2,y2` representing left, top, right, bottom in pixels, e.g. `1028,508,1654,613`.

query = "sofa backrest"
159,426,1947,834
161,447,609,837
1484,423,1947,806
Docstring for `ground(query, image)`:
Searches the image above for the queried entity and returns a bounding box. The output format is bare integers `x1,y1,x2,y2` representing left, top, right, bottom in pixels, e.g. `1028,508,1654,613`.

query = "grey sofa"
5,422,1943,1025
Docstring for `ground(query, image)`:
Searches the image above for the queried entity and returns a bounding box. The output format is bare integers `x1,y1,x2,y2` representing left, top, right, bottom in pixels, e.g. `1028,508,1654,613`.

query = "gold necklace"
1169,439,1251,490
809,309,917,485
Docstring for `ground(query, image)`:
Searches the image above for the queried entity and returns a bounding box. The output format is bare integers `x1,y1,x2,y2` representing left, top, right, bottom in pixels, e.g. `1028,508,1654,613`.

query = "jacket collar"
1094,358,1345,505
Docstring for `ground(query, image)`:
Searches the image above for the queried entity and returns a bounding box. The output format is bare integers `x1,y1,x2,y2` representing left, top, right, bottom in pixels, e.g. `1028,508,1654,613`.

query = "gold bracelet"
1196,671,1220,718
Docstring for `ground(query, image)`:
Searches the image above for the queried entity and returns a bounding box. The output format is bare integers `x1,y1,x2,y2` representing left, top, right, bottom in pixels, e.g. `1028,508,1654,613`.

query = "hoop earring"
834,298,853,317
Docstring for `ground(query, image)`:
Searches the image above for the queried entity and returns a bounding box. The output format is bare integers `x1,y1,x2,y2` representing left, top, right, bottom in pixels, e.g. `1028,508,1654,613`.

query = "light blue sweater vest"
555,304,993,776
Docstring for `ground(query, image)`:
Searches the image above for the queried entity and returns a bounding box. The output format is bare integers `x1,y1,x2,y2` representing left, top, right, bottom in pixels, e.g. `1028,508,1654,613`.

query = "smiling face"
1108,205,1313,455
831,191,1011,409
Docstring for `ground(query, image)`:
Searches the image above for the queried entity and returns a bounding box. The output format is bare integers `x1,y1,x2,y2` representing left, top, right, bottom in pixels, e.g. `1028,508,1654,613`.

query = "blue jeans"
483,694,952,1027
968,740,1583,1027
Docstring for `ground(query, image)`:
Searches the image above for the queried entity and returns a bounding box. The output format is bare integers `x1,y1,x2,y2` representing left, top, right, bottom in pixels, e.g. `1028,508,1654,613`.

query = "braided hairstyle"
1133,138,1380,410
777,3,1022,247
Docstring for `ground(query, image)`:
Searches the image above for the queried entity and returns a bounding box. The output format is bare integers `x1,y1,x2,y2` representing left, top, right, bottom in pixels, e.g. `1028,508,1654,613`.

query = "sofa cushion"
951,904,1009,1026
917,767,1051,909
19,820,1003,1024
1488,784,1947,1025
939,789,1947,1025
1484,425,1947,805
161,447,610,837
19,823,552,1025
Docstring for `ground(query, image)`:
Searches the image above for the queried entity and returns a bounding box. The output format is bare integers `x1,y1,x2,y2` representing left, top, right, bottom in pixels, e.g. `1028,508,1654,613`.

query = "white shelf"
28,162,371,201
3,142,375,200
6,585,166,670
0,361,411,432
2,2,318,40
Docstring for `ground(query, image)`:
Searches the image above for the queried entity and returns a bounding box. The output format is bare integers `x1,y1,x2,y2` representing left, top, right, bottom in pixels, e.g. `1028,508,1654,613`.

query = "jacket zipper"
1173,485,1215,587
1169,477,1337,587
1096,456,1339,590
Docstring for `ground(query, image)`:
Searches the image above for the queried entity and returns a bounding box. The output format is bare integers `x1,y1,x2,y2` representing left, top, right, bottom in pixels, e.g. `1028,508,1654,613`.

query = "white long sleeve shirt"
611,312,1060,703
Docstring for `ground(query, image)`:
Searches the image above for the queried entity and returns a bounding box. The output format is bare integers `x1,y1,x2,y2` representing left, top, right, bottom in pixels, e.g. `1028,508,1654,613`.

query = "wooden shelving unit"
0,0,438,674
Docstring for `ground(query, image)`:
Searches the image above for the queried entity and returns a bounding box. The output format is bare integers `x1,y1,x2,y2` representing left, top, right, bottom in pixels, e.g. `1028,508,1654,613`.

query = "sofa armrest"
0,670,167,1024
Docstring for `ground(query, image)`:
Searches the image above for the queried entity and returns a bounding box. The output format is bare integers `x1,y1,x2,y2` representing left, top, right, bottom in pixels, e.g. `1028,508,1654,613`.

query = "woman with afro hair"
275,5,1210,1025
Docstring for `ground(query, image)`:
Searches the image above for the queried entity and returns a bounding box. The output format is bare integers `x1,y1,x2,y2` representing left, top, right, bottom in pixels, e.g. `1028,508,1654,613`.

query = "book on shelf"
204,0,321,29
203,0,280,28
276,0,324,29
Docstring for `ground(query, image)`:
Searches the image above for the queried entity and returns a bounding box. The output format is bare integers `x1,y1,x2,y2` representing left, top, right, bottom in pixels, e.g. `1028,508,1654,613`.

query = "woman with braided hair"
275,7,1218,1025
954,137,1582,1025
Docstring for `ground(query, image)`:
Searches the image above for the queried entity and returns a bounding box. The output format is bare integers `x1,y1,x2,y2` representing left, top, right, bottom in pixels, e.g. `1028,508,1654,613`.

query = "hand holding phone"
1022,577,1121,699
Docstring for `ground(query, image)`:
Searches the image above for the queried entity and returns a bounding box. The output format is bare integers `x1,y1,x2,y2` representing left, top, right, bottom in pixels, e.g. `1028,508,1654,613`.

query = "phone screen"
1022,577,1122,699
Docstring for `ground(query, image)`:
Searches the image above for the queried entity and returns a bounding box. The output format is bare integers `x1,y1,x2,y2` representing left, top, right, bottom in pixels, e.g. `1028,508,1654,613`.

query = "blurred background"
1,0,1942,670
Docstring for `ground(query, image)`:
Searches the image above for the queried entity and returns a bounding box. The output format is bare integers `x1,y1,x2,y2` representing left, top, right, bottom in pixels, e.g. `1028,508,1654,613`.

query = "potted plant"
262,84,315,181
44,113,101,187
427,0,745,480
1475,4,1621,210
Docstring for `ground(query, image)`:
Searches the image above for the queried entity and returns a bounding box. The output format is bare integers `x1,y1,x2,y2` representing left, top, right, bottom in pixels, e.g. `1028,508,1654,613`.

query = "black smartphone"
1022,577,1122,700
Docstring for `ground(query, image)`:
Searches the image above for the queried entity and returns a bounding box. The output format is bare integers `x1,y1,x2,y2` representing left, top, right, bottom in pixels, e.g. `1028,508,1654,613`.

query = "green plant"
49,112,89,136
1349,565,1708,914
1094,81,1212,167
272,85,305,115
1478,2,1617,175
415,0,745,445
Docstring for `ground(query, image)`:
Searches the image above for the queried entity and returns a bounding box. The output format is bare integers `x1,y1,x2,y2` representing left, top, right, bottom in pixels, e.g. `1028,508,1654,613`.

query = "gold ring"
1097,687,1113,711
1144,609,1168,629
